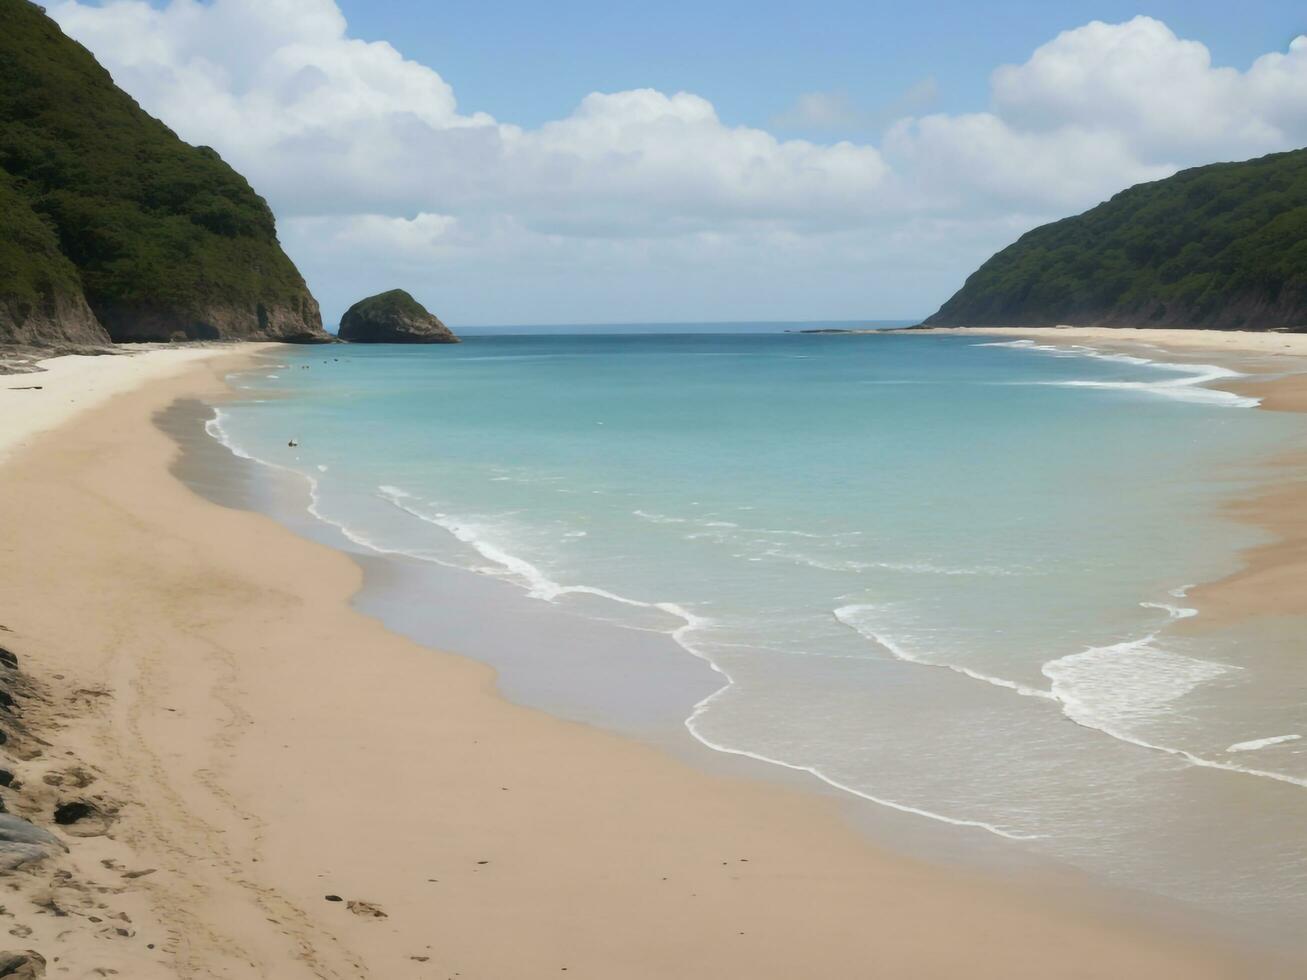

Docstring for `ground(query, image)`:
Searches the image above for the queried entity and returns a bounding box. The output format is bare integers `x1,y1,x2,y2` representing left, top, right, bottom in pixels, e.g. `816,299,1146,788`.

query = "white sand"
0,348,269,463
913,325,1307,355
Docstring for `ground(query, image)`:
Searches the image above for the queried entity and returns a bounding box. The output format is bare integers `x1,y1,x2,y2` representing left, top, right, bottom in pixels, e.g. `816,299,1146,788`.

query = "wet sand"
1187,370,1307,624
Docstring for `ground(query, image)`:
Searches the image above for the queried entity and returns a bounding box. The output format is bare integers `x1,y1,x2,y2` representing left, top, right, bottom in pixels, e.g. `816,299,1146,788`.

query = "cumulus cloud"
52,0,888,235
884,17,1307,214
44,3,1307,324
991,18,1307,160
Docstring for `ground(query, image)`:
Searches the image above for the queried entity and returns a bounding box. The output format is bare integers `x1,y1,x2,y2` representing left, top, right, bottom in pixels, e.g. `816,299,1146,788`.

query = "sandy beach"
909,324,1307,356
0,344,1295,977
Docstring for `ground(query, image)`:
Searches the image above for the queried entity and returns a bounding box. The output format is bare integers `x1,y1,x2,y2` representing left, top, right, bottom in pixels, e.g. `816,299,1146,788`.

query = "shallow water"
211,331,1307,942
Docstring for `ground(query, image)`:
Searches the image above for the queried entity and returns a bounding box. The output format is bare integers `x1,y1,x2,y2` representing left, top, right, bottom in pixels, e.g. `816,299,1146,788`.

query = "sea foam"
978,339,1259,407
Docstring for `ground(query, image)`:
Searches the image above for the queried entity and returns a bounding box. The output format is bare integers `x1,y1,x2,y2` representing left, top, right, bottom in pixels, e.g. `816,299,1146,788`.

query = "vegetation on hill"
0,0,328,344
0,167,108,345
926,148,1307,331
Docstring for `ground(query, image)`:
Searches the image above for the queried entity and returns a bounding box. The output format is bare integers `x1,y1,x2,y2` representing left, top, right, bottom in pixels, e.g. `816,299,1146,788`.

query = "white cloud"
51,0,888,235
45,3,1307,324
990,17,1307,160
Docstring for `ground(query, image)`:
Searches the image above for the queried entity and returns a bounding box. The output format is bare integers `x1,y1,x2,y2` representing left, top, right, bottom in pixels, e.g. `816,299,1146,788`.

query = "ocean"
206,329,1307,941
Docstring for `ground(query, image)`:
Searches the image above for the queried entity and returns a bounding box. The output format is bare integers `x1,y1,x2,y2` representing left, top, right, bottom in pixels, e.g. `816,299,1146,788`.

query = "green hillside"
0,166,107,345
926,148,1307,332
0,0,328,344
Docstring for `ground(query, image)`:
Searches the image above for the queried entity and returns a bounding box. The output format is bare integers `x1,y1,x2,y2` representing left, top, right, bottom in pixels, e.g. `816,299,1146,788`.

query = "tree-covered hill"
925,148,1307,332
0,0,329,344
0,167,107,345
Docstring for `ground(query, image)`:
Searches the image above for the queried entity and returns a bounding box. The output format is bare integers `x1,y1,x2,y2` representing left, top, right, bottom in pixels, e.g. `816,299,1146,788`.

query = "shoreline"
0,344,1296,976
899,327,1307,624
901,324,1307,357
904,327,1307,624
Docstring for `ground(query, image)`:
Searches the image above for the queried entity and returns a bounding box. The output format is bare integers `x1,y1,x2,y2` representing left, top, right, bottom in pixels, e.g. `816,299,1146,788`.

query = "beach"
0,342,1299,978
909,324,1307,356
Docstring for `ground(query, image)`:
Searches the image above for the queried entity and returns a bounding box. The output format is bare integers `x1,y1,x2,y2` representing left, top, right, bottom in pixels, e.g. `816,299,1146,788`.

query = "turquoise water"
212,332,1307,938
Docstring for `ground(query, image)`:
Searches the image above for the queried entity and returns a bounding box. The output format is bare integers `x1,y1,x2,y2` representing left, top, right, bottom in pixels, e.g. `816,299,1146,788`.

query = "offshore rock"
338,290,460,344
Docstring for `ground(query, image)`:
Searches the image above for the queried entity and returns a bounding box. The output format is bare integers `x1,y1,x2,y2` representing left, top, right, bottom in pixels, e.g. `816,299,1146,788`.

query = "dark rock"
0,950,45,979
324,894,343,902
338,290,460,344
0,813,67,870
52,801,94,825
0,648,17,669
52,798,114,838
0,770,13,787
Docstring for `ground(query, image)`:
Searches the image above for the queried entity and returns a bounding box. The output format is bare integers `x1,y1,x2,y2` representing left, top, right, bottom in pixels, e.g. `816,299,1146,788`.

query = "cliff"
0,171,108,346
338,290,461,344
925,148,1307,332
0,0,331,345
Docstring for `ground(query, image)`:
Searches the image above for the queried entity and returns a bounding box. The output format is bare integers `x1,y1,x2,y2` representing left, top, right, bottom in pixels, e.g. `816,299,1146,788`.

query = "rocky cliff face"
99,295,329,344
338,290,461,344
925,148,1307,332
0,0,330,346
0,293,108,348
0,171,110,347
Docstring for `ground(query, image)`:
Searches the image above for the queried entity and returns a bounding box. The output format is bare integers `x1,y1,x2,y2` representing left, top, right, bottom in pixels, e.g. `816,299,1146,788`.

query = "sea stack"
338,290,461,344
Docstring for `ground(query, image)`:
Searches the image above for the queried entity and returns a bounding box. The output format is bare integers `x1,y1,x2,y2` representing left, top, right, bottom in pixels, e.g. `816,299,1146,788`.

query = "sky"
49,1,1307,326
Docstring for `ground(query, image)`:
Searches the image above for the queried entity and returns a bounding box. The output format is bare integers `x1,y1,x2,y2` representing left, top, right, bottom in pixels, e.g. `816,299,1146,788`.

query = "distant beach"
0,336,1302,976
909,324,1307,356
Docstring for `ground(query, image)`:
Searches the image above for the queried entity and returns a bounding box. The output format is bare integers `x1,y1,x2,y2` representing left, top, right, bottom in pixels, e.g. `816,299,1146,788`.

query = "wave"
1042,636,1233,732
205,411,441,562
631,509,737,529
347,485,1047,842
204,408,255,462
1139,601,1197,620
632,509,687,524
836,597,1307,791
1042,375,1257,408
769,549,1022,577
977,339,1258,407
1227,734,1301,753
1043,638,1307,789
684,697,1045,841
833,605,1055,700
376,487,706,637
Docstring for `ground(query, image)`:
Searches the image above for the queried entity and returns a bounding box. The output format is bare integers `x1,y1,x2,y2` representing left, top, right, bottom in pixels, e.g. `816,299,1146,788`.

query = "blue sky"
52,1,1307,325
340,1,1305,136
